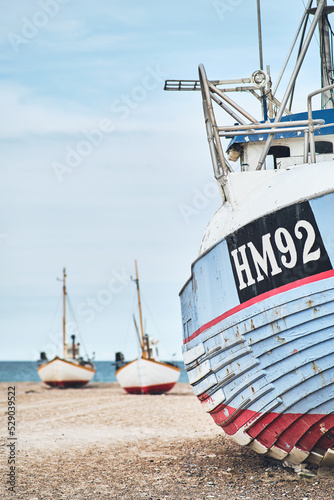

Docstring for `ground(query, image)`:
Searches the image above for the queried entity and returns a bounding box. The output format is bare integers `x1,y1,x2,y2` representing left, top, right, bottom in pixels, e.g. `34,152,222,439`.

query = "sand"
0,381,333,499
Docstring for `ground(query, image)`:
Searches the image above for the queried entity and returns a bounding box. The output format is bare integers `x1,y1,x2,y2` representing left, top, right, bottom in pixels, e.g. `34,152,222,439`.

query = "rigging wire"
291,1,334,109
304,0,320,47
123,289,140,356
273,0,315,109
140,293,177,360
288,9,310,110
47,293,62,338
66,295,91,359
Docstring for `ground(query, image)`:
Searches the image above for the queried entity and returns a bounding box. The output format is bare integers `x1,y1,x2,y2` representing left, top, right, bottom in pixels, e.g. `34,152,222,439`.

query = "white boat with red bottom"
37,268,96,388
115,261,181,394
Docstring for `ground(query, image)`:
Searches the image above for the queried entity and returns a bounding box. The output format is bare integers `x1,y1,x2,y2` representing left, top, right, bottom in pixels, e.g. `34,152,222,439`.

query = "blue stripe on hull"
181,193,334,464
185,275,334,412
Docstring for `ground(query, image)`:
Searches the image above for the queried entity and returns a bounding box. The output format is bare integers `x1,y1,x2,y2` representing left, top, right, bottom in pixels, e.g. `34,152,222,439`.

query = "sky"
0,0,327,361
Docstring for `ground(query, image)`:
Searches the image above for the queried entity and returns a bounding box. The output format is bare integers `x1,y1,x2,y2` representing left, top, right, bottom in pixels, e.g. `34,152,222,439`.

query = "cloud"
0,82,103,138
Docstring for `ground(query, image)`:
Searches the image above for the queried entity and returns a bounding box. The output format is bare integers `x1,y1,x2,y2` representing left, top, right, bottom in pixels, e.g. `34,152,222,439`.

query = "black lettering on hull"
226,201,332,303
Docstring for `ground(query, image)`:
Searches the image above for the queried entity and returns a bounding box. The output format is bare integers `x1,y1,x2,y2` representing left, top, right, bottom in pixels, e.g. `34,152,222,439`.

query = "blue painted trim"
227,108,334,146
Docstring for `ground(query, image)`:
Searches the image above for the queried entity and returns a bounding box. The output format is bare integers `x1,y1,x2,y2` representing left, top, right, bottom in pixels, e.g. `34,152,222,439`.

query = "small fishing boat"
37,268,96,387
166,1,334,467
115,261,181,394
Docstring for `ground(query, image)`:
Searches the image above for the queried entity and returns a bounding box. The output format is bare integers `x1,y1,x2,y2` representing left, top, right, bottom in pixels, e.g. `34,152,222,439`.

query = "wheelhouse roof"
227,108,334,149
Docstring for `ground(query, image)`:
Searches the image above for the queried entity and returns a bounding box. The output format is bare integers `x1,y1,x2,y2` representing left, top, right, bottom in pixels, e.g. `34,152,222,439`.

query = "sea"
0,360,188,383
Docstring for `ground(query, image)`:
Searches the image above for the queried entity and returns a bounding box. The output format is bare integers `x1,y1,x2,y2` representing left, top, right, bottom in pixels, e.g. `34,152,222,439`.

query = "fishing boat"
115,261,181,394
37,268,96,387
165,0,334,467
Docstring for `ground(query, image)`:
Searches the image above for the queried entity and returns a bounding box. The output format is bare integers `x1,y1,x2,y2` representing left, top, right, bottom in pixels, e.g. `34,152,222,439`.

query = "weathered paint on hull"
37,357,96,388
181,191,334,466
116,358,181,395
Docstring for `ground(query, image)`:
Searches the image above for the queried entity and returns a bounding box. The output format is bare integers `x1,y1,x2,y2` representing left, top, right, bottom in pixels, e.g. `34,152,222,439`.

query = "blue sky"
0,0,325,361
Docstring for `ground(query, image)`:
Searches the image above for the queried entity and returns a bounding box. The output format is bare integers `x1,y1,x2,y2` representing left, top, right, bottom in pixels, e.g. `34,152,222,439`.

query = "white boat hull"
116,358,181,394
37,356,96,387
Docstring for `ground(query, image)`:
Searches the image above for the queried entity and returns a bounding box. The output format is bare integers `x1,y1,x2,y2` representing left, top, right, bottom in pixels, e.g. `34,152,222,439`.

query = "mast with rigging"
62,268,67,359
133,260,148,359
37,267,96,387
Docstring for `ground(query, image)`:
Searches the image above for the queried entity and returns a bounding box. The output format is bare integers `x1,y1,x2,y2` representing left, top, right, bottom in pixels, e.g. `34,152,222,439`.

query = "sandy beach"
0,382,333,499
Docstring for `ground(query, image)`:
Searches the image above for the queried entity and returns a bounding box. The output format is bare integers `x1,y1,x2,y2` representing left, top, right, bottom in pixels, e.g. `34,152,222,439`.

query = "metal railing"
197,0,331,177
199,63,334,178
307,84,334,163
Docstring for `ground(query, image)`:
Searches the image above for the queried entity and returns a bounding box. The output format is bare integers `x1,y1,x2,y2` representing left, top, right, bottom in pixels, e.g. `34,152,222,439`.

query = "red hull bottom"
205,399,334,457
124,382,176,395
44,380,91,388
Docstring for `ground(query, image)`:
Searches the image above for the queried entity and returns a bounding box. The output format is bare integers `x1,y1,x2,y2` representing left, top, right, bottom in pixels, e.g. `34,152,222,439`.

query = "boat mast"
257,0,326,170
318,0,334,108
257,0,264,70
62,268,67,359
133,314,143,349
256,0,268,120
134,261,147,359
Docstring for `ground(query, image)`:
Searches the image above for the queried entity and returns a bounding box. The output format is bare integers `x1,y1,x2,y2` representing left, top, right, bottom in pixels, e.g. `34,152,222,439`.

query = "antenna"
256,0,264,71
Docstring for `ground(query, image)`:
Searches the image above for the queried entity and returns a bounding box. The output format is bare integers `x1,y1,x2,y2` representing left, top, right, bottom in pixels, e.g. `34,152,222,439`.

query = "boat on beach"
166,1,334,467
115,261,181,394
37,268,96,387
